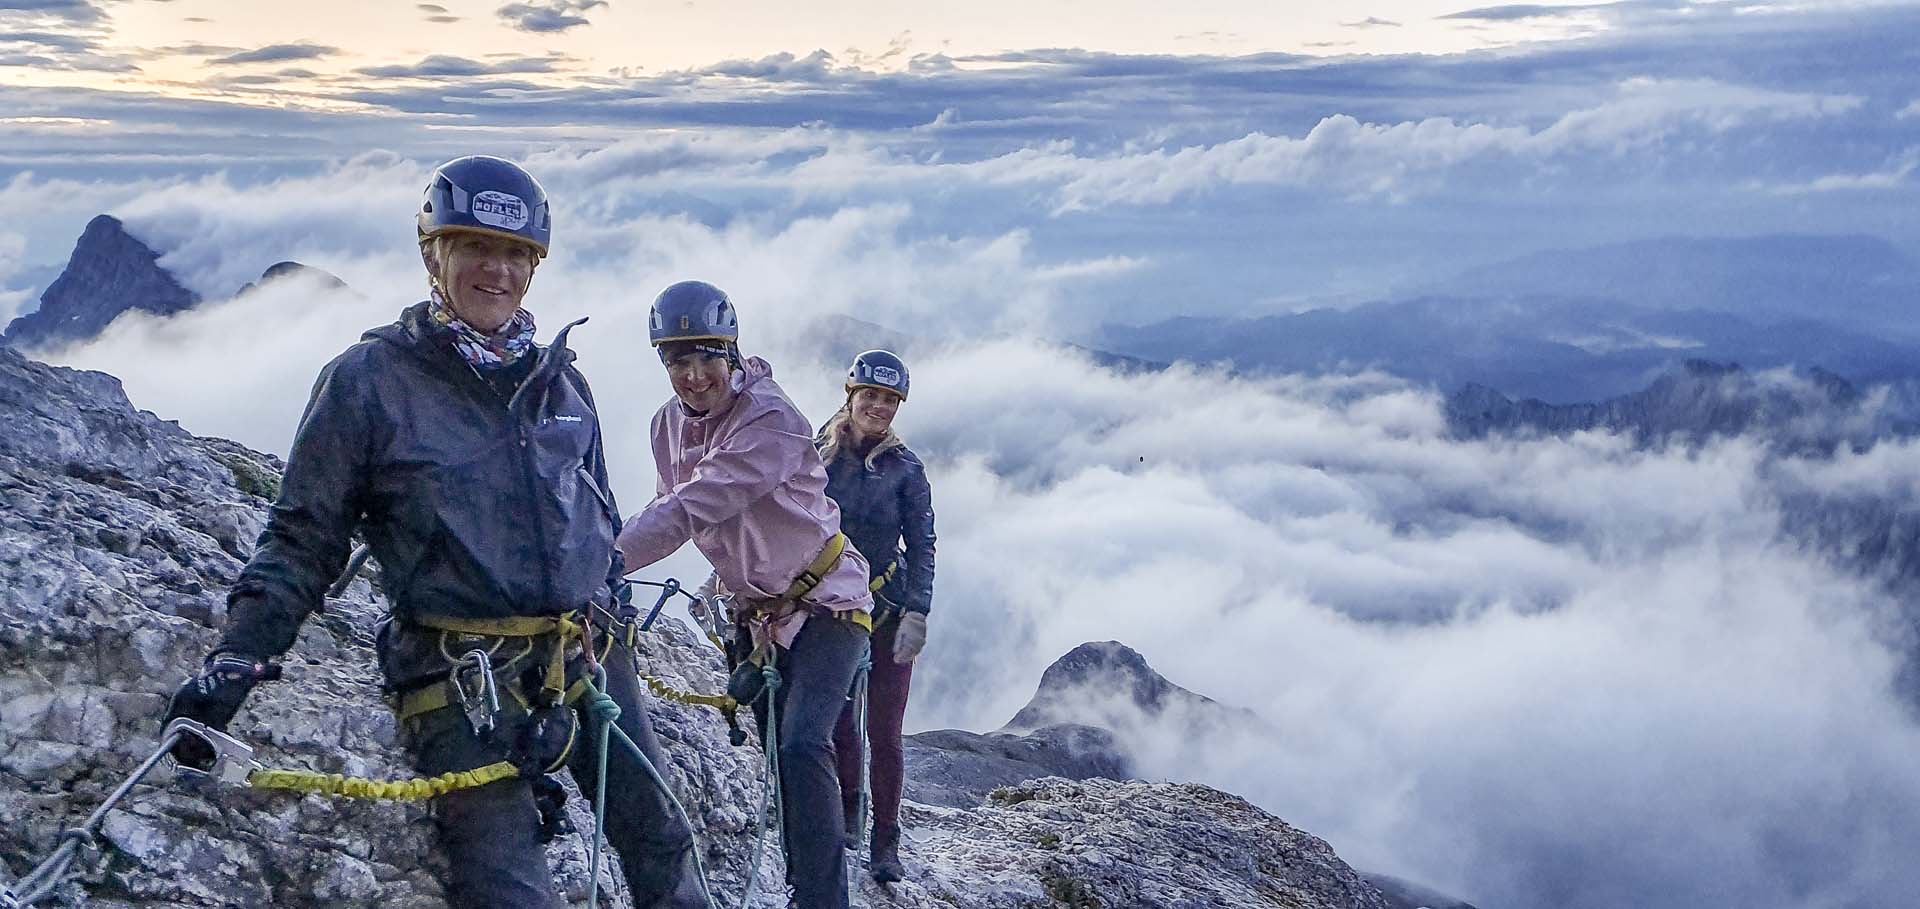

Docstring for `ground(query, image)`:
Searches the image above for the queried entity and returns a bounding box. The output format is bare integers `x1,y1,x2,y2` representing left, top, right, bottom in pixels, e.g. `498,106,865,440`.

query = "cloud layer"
21,150,1920,909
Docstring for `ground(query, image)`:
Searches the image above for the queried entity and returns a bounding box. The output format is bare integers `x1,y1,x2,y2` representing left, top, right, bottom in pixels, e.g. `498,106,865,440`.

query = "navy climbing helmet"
847,349,909,401
649,280,740,347
418,156,552,257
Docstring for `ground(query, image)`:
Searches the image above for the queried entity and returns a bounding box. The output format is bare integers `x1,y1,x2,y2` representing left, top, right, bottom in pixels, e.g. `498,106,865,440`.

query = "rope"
580,668,719,909
248,762,520,801
850,642,873,855
579,655,787,909
739,659,783,909
640,675,738,712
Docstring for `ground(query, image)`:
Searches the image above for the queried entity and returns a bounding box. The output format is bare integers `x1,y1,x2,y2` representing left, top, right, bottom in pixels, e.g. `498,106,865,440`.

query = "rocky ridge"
0,342,1391,908
1444,358,1915,450
2,217,199,352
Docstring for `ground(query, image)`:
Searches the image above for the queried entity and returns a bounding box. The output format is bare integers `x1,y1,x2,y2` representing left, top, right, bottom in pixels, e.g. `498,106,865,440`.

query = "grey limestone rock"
0,343,1391,908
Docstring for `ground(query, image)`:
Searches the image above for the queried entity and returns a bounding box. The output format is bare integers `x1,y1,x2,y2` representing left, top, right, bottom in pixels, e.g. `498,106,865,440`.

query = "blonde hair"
817,402,903,470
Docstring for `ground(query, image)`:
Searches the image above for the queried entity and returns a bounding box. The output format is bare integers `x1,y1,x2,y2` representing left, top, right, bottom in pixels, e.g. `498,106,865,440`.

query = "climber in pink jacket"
617,280,871,909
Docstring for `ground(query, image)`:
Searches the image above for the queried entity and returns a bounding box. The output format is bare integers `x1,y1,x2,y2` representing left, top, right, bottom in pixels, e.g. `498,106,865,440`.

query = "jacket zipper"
466,358,557,611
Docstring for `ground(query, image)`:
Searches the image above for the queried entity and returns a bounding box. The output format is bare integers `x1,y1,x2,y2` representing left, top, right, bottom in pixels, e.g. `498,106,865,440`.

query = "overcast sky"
9,4,1920,908
6,0,1920,326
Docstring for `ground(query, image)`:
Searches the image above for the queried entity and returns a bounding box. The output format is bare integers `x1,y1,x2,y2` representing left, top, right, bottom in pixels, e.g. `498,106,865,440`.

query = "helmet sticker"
871,365,902,387
471,190,530,231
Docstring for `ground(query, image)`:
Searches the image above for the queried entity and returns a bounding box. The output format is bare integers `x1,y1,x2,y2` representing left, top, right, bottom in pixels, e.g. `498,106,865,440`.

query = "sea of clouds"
12,147,1919,909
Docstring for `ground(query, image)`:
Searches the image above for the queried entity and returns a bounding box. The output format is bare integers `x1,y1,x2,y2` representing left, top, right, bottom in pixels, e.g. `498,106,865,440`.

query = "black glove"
162,652,280,769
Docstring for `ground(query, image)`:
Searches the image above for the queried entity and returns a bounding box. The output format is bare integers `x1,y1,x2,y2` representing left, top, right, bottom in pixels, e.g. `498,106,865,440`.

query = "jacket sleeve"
897,454,936,615
576,374,626,602
218,355,373,658
618,410,811,572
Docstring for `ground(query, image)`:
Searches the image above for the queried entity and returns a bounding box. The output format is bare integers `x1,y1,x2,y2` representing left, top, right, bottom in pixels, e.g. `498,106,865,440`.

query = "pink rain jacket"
617,356,872,648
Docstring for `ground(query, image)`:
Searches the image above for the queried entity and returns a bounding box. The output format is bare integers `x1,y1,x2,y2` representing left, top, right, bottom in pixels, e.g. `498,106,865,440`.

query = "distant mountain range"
1096,234,1920,403
1446,358,1918,451
1429,234,1920,340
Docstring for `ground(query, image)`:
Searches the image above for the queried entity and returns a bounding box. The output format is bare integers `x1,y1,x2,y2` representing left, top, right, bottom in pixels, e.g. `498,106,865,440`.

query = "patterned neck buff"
428,287,537,370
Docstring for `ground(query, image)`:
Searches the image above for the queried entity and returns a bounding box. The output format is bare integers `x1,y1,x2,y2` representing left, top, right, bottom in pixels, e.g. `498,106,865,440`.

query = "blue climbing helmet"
649,280,740,347
847,349,909,401
417,155,552,257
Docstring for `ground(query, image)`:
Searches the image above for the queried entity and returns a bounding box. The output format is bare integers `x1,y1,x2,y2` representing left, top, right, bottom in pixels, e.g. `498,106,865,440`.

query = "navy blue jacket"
820,437,935,617
219,301,622,658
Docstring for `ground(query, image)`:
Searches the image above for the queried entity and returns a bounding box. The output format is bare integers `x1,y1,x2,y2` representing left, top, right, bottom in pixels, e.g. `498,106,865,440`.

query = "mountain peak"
235,260,350,297
1005,640,1243,733
1,214,199,350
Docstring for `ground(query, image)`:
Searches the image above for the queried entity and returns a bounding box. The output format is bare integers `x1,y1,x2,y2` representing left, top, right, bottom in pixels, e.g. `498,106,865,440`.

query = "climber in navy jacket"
819,349,936,883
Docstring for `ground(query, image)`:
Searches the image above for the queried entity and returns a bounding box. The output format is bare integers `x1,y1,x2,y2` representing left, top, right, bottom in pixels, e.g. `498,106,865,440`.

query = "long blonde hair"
817,402,904,469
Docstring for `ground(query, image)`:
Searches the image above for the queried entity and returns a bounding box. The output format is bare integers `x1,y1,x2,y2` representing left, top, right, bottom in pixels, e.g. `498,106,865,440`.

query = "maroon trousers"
833,615,914,839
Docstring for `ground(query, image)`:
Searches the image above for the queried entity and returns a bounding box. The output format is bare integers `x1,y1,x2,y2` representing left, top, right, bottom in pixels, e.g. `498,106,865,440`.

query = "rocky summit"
1,217,200,352
0,342,1389,908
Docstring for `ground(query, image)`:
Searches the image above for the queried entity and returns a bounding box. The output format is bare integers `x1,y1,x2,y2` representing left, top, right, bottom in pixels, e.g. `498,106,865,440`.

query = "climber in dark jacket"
820,349,936,883
159,156,704,909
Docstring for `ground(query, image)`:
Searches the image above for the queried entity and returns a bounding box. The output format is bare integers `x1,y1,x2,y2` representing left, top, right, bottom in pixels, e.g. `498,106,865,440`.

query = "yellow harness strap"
399,673,593,724
641,674,738,711
780,532,849,601
868,559,898,593
394,613,586,723
413,612,581,701
249,760,520,802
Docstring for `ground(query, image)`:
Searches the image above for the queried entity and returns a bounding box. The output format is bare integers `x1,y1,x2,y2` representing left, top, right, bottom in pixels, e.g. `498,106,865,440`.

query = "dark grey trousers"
404,643,706,909
750,615,868,909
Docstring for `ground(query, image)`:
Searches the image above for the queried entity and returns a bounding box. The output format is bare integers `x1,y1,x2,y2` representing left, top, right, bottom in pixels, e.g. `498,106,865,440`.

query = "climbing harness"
6,553,858,909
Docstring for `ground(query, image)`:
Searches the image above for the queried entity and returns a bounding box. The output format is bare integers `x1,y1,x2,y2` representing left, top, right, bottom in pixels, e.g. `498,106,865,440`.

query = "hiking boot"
843,806,863,850
869,826,905,883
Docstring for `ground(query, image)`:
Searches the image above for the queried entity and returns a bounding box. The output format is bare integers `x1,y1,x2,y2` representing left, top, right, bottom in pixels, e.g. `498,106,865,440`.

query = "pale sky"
25,0,1592,97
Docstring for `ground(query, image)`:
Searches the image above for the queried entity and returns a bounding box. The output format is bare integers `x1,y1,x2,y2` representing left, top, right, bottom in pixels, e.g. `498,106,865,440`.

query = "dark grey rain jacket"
219,301,622,659
819,435,935,618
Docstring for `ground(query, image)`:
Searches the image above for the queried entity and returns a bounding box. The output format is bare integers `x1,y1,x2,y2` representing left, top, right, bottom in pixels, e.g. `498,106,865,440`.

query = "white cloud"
1009,78,1864,209
1899,99,1920,120
27,147,1920,909
682,77,1866,212
1769,148,1920,194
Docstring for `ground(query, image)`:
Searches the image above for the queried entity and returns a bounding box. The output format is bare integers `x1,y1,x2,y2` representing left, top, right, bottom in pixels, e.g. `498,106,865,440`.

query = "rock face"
893,779,1392,909
2,216,199,351
902,724,1129,809
0,343,1390,908
901,641,1262,815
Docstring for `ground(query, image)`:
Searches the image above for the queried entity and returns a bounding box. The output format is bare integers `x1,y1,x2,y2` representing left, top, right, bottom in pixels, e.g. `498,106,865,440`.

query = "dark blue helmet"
847,349,909,401
649,280,740,347
418,156,552,257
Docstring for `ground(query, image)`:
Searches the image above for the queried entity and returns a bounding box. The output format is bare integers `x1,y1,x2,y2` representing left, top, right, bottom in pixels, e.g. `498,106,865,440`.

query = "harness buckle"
164,717,262,786
451,649,501,736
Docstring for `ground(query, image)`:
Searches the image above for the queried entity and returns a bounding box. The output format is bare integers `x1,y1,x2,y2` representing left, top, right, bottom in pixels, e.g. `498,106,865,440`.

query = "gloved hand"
892,612,927,664
162,652,280,769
